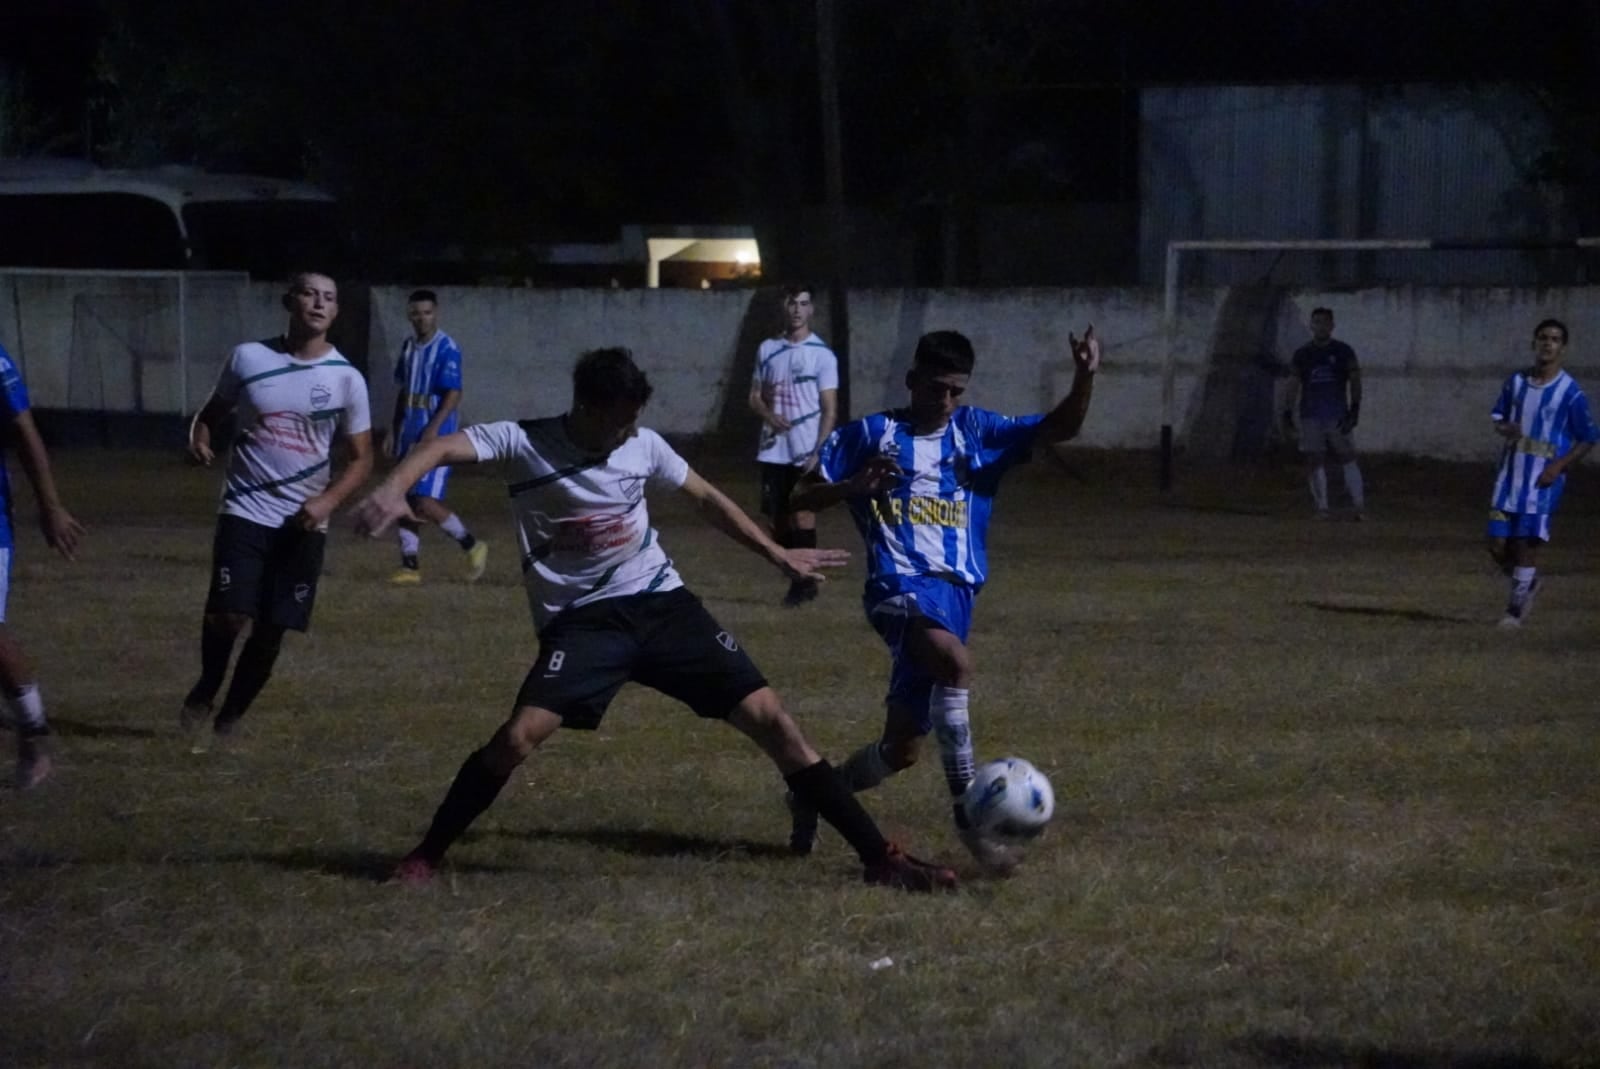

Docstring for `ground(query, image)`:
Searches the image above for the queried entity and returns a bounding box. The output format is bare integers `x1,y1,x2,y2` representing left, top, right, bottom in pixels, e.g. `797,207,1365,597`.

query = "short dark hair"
1311,307,1334,319
912,330,976,376
573,347,653,408
408,289,438,305
780,282,814,301
1534,318,1568,344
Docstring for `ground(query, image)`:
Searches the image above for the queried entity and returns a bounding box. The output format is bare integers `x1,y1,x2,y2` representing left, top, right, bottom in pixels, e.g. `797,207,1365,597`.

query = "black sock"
417,747,513,864
785,759,889,866
401,554,419,570
215,627,284,728
458,533,478,552
186,622,239,709
790,528,817,550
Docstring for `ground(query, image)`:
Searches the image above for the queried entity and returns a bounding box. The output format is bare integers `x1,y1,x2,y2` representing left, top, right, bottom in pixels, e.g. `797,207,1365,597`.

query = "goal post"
1158,237,1600,492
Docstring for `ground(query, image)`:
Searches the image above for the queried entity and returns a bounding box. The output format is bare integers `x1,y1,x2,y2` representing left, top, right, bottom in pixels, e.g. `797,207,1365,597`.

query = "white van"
0,158,350,278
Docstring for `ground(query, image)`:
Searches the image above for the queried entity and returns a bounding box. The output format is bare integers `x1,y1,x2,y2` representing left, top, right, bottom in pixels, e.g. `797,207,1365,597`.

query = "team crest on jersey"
715,630,739,652
310,383,332,410
614,473,647,504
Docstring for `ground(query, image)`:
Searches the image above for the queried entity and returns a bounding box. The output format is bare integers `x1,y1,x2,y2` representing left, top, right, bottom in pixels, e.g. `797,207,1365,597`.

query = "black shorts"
516,587,769,730
758,462,803,519
203,514,326,632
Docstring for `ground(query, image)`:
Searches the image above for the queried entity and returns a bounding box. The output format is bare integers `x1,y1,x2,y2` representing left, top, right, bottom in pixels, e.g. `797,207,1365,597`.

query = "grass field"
2,444,1597,1068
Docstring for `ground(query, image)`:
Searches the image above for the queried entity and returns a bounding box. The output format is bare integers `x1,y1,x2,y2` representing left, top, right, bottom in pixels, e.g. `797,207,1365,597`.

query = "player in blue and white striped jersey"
790,326,1099,872
387,290,487,584
1486,318,1597,628
0,340,86,788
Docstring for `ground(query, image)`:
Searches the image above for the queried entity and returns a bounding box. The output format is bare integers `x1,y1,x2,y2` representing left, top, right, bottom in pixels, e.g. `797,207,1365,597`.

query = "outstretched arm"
789,454,901,513
1035,326,1100,443
679,469,848,582
8,410,85,560
353,431,479,536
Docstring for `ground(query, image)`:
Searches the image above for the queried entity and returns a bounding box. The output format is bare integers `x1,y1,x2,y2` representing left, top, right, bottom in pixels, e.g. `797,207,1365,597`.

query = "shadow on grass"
45,717,161,740
1297,600,1475,625
483,825,792,861
1232,1032,1561,1068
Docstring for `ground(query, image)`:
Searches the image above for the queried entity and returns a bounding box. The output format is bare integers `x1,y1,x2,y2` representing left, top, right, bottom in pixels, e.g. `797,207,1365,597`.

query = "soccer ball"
962,757,1054,840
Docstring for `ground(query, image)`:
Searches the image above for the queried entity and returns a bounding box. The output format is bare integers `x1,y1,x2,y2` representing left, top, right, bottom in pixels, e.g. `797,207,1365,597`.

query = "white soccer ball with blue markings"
962,757,1054,841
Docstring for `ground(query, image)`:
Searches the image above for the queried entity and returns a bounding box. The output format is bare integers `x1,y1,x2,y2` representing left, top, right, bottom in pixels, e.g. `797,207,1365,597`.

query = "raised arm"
8,410,85,560
1034,326,1100,443
353,431,480,536
678,468,847,582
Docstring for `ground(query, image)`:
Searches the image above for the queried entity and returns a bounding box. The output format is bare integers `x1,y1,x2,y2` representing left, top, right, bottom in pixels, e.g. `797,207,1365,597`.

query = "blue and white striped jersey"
1490,369,1599,516
394,331,463,449
817,406,1042,596
0,342,32,549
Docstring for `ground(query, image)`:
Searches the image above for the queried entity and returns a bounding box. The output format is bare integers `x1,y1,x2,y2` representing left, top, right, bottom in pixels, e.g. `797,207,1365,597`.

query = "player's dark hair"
912,330,976,375
574,347,653,407
1311,307,1334,319
1533,318,1568,343
780,282,814,301
408,289,438,305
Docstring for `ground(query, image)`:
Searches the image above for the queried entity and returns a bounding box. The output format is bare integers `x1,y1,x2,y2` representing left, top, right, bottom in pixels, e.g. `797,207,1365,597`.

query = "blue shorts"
866,576,974,730
406,464,450,501
1487,510,1550,543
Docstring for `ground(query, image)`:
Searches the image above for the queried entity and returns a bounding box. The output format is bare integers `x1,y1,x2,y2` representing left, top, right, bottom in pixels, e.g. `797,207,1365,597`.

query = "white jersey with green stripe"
212,339,372,529
466,417,688,632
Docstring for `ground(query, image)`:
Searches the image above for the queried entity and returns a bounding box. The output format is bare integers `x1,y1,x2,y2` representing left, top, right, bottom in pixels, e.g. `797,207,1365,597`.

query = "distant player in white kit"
748,284,837,605
1486,317,1597,628
181,272,373,749
355,347,956,892
387,289,487,584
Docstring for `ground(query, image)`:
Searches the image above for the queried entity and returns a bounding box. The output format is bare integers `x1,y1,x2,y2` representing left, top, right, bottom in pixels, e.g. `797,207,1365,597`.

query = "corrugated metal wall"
1140,84,1588,286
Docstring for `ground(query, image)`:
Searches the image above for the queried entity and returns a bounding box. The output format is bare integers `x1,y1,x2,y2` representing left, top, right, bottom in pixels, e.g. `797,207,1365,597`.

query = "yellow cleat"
465,542,489,582
388,568,423,585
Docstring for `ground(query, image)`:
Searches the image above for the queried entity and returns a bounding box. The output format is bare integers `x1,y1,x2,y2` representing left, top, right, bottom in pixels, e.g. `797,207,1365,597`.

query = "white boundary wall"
3,275,1596,463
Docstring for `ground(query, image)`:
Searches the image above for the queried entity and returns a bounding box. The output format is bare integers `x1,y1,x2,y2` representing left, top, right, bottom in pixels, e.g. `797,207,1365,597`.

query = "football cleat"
863,842,958,893
465,542,489,582
392,851,438,885
388,568,423,585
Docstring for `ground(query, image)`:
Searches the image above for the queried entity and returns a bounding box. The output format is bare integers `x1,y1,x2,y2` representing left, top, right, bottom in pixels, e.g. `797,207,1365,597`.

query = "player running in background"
747,284,838,606
1487,317,1597,628
1282,307,1366,519
0,340,86,788
180,272,373,750
387,289,487,584
788,326,1099,873
354,347,956,893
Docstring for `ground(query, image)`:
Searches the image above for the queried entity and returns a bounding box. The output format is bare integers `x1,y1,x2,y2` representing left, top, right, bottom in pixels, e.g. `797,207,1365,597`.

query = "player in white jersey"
1486,318,1598,628
748,284,838,605
386,289,487,585
0,341,86,788
354,347,957,893
790,326,1099,873
181,272,373,749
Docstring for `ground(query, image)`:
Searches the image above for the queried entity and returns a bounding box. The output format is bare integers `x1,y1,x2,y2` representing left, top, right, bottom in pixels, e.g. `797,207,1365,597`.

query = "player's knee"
204,612,251,639
496,707,559,763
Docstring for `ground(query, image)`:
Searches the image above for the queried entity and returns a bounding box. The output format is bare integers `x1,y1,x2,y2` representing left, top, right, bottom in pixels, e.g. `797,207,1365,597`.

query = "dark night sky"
3,2,1597,242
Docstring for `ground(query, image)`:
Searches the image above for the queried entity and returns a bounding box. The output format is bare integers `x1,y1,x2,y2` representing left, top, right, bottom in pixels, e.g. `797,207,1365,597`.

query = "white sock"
397,528,421,558
1309,467,1329,512
438,514,472,546
6,683,47,733
839,741,892,792
930,685,975,798
1343,462,1365,509
1509,566,1537,611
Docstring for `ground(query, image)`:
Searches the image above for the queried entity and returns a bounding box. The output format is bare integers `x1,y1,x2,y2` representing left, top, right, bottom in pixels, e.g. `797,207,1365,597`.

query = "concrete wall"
4,271,1597,462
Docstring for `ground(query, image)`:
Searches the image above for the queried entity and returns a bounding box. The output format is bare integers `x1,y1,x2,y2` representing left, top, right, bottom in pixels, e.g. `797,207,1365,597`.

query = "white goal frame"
1158,237,1600,490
